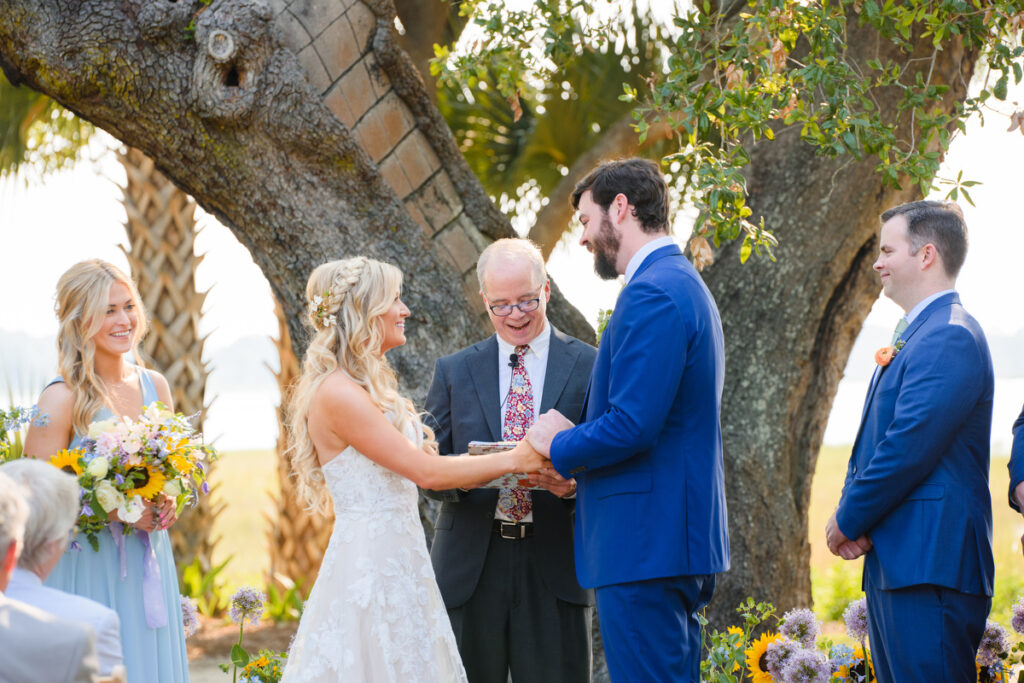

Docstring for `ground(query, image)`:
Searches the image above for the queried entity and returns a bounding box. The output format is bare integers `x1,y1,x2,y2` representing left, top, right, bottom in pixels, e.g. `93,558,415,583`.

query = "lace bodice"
321,444,419,515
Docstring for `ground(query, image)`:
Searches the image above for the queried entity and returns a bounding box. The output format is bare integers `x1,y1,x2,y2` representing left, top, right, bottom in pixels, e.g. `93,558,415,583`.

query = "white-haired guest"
1,458,124,675
0,470,100,683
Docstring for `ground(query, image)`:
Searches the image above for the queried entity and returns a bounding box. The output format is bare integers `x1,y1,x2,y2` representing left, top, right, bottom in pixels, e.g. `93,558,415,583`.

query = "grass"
208,445,1024,625
810,445,1024,626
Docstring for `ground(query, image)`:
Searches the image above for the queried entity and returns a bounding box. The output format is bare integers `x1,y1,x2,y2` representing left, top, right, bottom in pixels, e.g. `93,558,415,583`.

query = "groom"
826,200,994,682
528,158,729,681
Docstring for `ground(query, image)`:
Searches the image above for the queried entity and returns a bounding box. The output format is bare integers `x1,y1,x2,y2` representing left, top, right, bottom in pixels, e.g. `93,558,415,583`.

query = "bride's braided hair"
287,257,435,516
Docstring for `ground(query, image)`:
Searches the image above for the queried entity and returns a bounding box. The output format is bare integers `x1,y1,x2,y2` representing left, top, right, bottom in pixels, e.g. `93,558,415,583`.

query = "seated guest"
0,470,100,683
1,459,125,675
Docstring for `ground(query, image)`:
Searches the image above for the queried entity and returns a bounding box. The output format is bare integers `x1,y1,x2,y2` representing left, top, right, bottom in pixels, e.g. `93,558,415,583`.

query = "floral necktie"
498,344,533,521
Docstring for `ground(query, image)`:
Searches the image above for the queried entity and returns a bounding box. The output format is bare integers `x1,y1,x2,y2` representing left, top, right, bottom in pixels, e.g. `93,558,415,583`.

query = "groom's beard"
592,215,620,281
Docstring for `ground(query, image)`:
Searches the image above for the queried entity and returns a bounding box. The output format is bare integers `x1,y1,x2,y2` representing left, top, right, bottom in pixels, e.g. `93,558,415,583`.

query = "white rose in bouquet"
85,456,109,479
117,495,145,524
95,480,125,513
162,479,183,497
87,418,118,440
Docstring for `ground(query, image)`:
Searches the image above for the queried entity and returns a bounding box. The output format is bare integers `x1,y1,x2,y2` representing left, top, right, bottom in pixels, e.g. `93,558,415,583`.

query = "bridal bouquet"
49,402,216,551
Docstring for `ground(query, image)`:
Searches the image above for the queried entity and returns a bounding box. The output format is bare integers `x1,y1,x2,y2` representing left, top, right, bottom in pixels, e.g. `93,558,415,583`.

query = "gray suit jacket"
0,591,99,683
423,326,596,607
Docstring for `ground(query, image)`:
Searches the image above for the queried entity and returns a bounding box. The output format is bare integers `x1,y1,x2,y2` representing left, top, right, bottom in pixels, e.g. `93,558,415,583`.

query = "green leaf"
739,236,752,264
231,644,250,668
994,74,1008,101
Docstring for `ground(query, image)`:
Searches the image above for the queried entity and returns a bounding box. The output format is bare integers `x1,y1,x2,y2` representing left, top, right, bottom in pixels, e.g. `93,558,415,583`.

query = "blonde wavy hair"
55,260,148,436
287,257,436,516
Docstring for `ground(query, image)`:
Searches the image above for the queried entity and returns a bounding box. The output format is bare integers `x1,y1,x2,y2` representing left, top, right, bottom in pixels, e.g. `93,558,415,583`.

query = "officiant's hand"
527,409,573,457
528,467,576,498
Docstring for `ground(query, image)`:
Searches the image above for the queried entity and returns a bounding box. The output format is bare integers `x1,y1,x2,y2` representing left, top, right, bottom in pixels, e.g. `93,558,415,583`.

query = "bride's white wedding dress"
281,421,468,682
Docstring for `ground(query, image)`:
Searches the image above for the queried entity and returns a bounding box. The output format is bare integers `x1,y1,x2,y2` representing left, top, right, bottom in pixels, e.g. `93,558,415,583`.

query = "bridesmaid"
24,259,189,682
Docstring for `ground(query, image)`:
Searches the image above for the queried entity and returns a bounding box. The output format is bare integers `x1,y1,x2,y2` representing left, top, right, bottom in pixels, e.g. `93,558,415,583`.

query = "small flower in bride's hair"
843,598,868,641
779,607,819,647
229,586,266,626
312,291,336,330
180,597,200,637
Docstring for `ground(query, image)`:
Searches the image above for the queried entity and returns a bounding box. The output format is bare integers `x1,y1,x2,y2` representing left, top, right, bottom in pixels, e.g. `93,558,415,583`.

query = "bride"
280,257,545,682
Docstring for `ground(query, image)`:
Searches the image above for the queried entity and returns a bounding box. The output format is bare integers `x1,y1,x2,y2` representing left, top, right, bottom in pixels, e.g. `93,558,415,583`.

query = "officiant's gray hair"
476,238,547,292
0,459,79,573
0,472,29,561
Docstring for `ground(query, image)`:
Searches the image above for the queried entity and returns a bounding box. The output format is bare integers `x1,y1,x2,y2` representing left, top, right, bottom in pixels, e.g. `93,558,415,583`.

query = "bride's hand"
511,439,549,473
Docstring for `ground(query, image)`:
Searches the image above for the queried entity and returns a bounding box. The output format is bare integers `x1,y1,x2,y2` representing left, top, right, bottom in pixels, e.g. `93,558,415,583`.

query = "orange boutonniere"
875,340,906,367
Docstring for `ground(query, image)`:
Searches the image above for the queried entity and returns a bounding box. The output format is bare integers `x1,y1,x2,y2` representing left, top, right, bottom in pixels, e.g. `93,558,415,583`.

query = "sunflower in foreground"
837,645,873,680
745,632,781,683
727,625,744,672
49,449,83,476
127,464,166,499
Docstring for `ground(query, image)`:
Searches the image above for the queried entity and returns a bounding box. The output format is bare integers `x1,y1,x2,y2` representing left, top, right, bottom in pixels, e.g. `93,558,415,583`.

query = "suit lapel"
465,336,502,441
540,327,578,413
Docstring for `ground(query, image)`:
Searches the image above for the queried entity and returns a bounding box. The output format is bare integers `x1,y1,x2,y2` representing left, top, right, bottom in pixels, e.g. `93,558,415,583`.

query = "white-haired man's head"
0,471,30,590
0,459,79,579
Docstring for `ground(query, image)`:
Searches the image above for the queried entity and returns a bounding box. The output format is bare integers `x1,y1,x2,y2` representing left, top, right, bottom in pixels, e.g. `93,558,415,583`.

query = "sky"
1,73,1022,450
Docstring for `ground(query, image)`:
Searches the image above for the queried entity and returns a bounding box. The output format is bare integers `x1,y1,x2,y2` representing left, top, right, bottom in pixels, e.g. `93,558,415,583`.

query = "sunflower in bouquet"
50,401,216,551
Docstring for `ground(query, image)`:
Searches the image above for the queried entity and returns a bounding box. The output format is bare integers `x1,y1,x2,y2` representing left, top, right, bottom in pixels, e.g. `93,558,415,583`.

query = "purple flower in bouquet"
780,607,820,647
782,647,831,683
843,598,868,641
1012,596,1024,634
181,597,200,637
765,636,800,679
229,586,266,626
976,619,1009,667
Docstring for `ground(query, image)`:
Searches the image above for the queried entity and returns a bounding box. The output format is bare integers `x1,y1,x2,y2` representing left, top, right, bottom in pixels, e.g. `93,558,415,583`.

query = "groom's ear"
918,243,940,270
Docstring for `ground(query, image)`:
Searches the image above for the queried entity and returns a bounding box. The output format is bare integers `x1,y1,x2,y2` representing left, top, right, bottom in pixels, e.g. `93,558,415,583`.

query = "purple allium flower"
180,596,200,637
782,648,831,683
1012,596,1024,635
976,619,1010,667
780,607,820,647
843,598,868,641
229,586,266,626
765,636,801,679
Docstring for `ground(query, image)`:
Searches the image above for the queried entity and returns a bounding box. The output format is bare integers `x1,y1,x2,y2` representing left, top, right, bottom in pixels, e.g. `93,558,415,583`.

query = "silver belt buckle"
499,521,521,539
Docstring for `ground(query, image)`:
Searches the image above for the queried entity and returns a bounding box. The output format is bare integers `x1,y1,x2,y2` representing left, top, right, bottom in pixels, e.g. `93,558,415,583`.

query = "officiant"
423,238,596,683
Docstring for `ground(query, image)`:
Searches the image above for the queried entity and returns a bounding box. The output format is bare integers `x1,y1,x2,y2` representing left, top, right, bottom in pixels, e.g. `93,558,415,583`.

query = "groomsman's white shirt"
495,321,552,523
6,567,124,674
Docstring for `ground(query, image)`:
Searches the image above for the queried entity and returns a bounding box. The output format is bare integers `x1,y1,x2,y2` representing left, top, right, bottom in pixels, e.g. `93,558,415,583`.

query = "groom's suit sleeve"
550,280,687,475
835,323,986,540
1008,403,1024,512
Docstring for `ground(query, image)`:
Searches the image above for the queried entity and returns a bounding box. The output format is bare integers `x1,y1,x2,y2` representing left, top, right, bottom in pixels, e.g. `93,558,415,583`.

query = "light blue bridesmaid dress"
45,369,190,682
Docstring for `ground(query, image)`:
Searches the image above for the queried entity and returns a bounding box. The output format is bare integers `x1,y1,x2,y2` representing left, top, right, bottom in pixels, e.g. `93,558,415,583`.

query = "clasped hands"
515,409,577,498
825,511,872,560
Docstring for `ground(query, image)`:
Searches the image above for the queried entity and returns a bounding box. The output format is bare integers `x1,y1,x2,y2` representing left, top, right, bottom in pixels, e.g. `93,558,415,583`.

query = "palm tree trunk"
118,146,221,577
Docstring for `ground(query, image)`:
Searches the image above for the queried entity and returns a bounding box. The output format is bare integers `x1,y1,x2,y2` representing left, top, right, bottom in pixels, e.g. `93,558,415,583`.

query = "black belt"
493,519,533,539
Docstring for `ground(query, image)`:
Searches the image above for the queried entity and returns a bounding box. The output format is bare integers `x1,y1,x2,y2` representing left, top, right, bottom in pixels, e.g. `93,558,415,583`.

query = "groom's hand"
527,467,577,498
826,511,851,556
527,409,573,457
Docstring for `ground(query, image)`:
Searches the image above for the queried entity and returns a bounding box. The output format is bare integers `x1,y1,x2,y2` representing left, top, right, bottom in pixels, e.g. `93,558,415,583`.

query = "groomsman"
423,238,596,683
827,200,994,682
528,158,730,682
1006,404,1024,544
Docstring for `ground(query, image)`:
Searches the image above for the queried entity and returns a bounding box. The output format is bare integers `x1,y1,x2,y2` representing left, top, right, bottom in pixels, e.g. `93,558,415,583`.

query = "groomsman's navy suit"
1006,403,1024,511
549,243,730,682
835,292,994,683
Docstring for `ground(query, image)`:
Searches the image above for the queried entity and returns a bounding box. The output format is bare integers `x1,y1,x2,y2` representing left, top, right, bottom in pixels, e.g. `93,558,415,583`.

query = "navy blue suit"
835,292,994,682
550,243,729,681
1007,404,1024,512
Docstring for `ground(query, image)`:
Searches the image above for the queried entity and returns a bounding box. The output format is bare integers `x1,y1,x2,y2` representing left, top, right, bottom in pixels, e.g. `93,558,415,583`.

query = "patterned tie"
891,317,909,345
498,344,533,521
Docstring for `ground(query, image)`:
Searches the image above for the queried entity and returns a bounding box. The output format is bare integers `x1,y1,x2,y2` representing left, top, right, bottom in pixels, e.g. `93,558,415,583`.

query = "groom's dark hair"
881,200,968,277
572,158,670,234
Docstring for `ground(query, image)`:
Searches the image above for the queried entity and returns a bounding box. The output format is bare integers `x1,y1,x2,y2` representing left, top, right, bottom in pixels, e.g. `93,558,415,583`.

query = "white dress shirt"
624,235,677,284
7,566,124,675
904,288,957,324
494,322,552,522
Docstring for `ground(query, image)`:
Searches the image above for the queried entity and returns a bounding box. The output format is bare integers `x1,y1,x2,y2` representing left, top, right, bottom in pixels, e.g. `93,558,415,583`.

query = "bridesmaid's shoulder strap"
44,376,65,390
138,367,159,403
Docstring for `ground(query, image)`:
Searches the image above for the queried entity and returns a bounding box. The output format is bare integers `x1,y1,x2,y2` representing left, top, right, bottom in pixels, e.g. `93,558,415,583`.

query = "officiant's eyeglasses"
487,298,541,316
